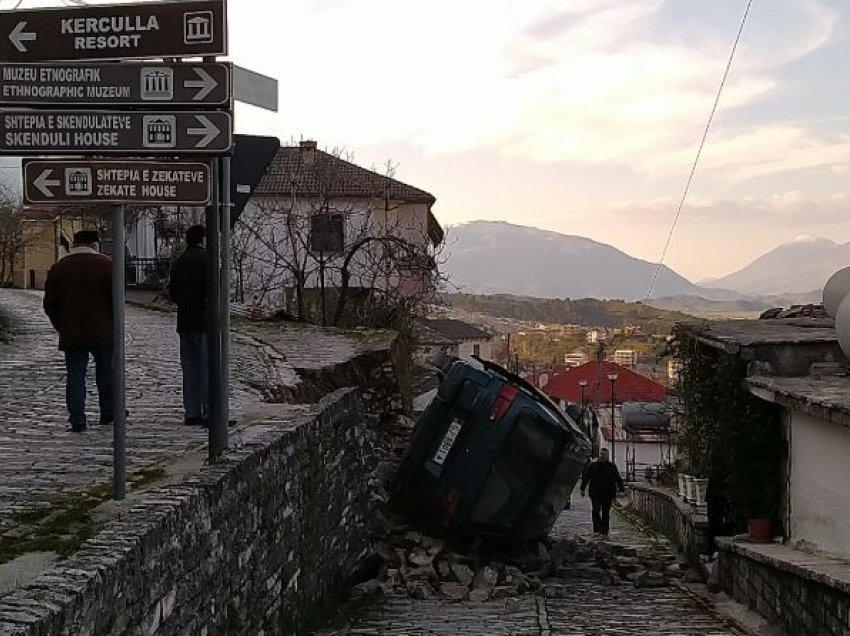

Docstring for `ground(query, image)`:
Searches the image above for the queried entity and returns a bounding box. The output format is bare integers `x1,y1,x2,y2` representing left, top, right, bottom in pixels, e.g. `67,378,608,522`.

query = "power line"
644,0,755,302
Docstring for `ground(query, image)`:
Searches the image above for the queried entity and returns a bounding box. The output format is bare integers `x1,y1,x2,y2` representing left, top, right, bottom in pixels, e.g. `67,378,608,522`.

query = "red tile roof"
544,361,667,404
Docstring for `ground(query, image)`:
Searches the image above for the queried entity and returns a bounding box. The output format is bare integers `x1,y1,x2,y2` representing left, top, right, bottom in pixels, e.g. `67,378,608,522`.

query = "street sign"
0,62,231,107
233,65,278,112
0,110,232,154
23,159,211,205
0,0,227,63
230,134,280,225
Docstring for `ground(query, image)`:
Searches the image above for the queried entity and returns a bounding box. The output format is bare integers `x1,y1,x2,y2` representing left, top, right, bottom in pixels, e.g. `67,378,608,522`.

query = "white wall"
233,196,435,306
788,410,850,559
458,338,492,361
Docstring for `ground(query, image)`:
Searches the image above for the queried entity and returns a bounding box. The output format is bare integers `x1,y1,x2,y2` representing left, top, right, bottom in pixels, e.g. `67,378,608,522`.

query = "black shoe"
67,422,87,433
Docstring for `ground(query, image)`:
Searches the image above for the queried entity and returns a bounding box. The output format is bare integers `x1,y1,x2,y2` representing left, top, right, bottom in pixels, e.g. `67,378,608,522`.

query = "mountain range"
443,221,838,307
700,235,845,296
444,221,702,301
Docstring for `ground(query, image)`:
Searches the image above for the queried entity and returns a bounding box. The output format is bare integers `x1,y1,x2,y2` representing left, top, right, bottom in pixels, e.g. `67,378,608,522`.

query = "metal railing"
126,256,173,289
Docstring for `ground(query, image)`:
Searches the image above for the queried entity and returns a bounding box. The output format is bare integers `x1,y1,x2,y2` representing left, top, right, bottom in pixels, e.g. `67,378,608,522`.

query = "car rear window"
469,412,557,529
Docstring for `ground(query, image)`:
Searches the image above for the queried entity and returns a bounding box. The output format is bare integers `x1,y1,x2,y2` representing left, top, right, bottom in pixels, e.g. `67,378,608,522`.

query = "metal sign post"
6,0,281,492
111,204,126,500
216,155,232,454
206,157,224,461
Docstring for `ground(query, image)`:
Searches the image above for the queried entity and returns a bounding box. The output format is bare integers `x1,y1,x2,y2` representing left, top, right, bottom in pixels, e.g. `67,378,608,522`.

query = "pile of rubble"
355,509,696,602
760,304,830,320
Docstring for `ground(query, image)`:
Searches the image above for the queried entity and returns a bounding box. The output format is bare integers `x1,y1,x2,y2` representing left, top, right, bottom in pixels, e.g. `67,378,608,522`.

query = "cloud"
248,0,840,189
607,190,850,226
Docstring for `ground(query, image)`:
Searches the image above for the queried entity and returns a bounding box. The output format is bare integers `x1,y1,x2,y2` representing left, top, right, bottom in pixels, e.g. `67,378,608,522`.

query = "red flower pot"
747,518,772,543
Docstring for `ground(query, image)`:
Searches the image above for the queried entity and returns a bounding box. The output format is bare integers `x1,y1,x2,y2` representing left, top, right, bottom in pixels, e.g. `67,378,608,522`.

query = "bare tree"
0,185,24,287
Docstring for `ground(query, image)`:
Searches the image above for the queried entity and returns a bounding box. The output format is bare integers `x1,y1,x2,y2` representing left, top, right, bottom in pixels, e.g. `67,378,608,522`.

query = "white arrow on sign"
9,21,37,53
184,68,218,101
33,169,60,198
187,115,220,148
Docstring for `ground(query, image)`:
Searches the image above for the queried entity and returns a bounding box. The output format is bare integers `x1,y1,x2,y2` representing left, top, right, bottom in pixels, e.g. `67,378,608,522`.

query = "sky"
6,0,850,281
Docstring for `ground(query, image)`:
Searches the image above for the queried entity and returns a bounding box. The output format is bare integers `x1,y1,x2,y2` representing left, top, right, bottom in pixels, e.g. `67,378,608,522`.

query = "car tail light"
490,384,519,421
440,487,462,529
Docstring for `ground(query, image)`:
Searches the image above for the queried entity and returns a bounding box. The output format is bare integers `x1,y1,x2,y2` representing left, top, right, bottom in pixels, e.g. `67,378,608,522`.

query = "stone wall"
626,483,710,565
0,389,378,635
717,537,850,635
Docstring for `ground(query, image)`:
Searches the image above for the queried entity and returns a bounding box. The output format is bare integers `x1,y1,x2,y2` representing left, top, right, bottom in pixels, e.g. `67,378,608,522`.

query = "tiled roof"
256,141,436,204
420,318,490,342
544,361,667,404
415,321,458,346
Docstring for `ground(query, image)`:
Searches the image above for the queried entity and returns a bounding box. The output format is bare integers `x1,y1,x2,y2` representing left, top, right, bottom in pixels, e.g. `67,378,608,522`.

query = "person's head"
72,229,99,249
185,224,205,247
599,448,610,463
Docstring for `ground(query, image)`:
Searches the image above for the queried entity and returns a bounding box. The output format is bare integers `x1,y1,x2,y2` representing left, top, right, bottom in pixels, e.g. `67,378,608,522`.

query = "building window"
310,214,345,253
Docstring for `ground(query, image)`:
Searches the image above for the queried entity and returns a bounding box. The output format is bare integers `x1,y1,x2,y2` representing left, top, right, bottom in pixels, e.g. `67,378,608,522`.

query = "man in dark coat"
579,448,625,536
169,225,208,426
43,229,113,433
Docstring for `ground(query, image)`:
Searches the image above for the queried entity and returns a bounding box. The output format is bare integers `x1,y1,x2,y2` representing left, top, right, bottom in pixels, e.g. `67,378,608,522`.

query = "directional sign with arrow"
23,159,211,205
0,0,227,63
0,110,232,154
0,62,231,107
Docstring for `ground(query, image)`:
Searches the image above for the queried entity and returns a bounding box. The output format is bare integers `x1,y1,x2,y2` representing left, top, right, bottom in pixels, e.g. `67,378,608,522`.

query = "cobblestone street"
0,289,271,529
316,497,744,636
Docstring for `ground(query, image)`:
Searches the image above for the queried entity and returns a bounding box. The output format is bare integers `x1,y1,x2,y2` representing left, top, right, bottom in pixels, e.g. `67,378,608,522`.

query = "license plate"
433,420,462,465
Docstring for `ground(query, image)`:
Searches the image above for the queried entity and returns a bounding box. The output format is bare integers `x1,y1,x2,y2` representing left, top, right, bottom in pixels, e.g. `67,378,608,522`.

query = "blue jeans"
64,347,114,428
179,332,208,420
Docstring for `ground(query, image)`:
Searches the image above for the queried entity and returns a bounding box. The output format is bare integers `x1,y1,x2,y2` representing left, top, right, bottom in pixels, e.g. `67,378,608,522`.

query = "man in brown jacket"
43,229,113,432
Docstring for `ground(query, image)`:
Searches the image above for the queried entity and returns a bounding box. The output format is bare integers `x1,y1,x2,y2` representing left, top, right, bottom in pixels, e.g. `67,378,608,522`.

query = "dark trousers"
179,332,208,420
64,347,114,429
591,497,614,535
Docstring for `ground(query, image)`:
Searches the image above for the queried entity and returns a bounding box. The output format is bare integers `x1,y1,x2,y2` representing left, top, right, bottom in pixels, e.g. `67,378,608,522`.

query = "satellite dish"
823,267,850,318
835,294,850,359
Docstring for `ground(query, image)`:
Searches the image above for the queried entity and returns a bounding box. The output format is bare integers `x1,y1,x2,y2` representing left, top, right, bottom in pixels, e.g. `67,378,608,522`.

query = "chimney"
300,139,317,165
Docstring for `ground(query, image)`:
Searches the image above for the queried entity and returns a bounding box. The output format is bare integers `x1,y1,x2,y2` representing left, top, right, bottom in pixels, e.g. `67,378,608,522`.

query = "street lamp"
607,373,618,465
578,379,588,434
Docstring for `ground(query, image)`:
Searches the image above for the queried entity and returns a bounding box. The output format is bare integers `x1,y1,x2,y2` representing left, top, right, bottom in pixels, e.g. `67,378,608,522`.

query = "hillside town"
1,2,849,636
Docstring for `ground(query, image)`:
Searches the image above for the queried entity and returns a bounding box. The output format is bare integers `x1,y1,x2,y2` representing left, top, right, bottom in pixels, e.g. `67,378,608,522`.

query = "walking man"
43,229,114,433
579,448,625,536
169,224,208,426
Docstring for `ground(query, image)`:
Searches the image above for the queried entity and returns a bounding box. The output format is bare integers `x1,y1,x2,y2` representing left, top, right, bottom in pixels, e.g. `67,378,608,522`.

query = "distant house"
9,208,85,290
233,140,444,310
613,349,638,368
586,329,606,344
545,360,671,475
416,318,492,362
563,352,588,367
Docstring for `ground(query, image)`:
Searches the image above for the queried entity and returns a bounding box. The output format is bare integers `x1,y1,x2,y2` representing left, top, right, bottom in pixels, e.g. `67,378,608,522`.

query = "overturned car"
395,355,592,542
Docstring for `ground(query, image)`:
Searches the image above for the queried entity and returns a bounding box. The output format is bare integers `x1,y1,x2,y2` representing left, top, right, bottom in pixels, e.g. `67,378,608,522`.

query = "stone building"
677,316,850,635
415,318,493,362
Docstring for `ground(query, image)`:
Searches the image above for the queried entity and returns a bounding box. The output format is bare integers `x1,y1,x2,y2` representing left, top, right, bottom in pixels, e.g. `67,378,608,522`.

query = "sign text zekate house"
0,0,227,63
23,159,211,205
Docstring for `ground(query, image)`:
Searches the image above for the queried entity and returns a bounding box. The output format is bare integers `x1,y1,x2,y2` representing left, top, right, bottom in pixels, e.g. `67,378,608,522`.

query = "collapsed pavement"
356,425,698,605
